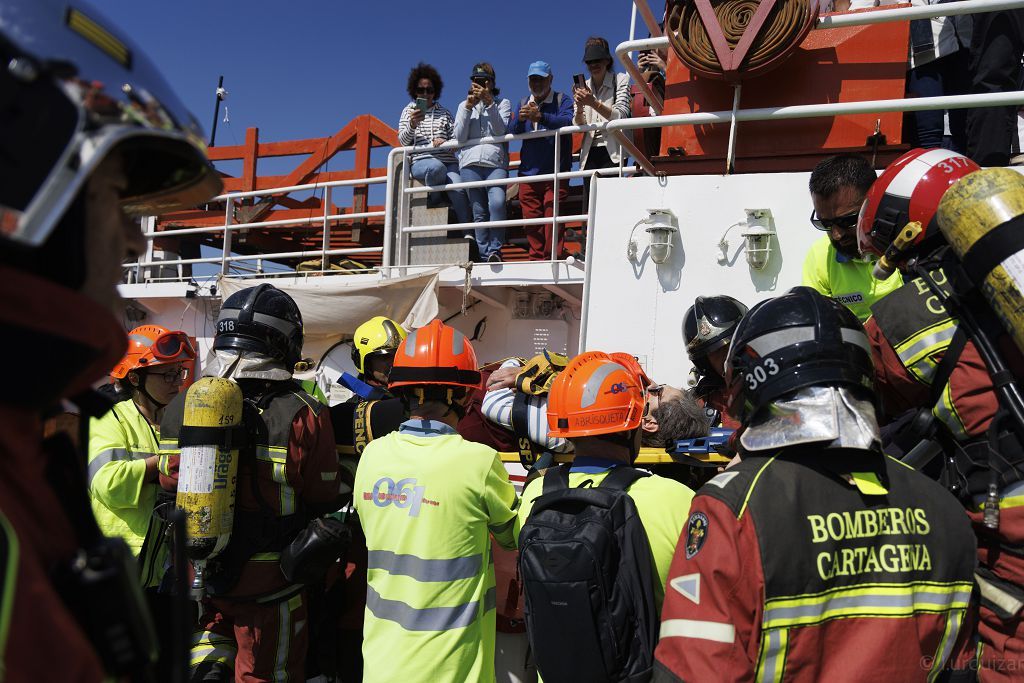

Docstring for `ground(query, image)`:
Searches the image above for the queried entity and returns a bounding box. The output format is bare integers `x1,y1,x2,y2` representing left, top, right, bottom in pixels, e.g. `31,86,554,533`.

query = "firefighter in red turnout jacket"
0,1,221,679
859,149,1024,681
159,284,345,682
653,287,977,682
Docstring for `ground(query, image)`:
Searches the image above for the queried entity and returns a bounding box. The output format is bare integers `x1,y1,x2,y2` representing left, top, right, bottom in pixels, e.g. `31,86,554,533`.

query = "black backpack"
518,465,659,683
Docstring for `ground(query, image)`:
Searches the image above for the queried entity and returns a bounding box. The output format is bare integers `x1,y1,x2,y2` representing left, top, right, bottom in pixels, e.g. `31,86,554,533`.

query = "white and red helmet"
857,148,980,264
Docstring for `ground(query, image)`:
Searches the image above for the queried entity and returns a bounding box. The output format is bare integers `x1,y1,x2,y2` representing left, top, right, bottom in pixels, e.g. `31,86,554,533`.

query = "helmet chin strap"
132,373,170,412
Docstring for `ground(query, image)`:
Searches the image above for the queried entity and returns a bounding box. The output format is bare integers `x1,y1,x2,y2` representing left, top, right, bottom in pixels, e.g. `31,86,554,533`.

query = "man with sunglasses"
802,154,903,322
89,325,195,680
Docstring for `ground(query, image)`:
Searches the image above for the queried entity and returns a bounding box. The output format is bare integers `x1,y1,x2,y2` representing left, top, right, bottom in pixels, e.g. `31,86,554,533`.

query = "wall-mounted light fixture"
628,208,679,265
742,208,775,270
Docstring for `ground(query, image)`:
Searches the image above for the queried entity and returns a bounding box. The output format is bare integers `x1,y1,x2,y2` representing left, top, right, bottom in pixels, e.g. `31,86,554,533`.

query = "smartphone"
415,97,428,112
573,73,586,89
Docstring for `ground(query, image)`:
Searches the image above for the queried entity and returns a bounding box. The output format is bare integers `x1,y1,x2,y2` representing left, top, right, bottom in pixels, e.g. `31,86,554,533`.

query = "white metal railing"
385,120,637,267
126,0,1024,285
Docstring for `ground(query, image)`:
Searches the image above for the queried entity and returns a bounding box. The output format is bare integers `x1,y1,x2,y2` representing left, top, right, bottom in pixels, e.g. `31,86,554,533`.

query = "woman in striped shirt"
398,63,471,223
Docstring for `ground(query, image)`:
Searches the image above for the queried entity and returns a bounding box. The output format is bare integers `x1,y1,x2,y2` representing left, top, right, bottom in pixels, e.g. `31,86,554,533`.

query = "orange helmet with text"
110,325,196,379
609,351,653,387
548,351,647,438
387,319,482,390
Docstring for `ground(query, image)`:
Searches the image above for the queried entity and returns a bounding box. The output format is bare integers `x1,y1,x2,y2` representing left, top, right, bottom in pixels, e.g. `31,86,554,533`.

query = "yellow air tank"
175,376,243,598
936,168,1024,356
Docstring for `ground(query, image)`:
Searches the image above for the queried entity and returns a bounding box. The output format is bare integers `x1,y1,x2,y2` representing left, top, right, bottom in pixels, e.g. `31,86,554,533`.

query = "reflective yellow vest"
802,236,903,322
353,419,518,683
88,398,166,588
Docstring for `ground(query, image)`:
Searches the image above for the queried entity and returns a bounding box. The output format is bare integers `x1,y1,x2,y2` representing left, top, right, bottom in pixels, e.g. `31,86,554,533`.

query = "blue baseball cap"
527,60,552,78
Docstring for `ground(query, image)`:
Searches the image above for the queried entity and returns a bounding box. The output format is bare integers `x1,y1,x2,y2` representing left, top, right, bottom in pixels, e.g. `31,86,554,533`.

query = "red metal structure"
154,114,397,268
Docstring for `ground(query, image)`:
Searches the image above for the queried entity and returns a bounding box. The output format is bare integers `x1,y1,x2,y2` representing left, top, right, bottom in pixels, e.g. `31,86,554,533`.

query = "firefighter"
159,284,345,682
0,0,221,679
653,287,977,682
516,351,695,610
683,295,748,429
858,149,1024,681
89,325,196,679
325,315,407,682
353,318,519,683
342,315,408,401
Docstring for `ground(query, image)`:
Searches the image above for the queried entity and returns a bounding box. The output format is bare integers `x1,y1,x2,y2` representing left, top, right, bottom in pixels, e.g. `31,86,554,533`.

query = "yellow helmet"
351,316,407,374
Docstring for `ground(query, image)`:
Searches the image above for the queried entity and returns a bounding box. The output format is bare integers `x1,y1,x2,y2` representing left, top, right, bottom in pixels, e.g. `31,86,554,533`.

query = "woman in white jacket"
572,36,633,180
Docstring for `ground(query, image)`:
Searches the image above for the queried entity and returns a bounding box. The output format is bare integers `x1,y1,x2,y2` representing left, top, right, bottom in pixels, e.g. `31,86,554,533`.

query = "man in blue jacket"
509,60,574,260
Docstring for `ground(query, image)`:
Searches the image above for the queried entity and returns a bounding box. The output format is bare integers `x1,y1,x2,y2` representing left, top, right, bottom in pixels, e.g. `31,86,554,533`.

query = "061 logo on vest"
365,476,439,517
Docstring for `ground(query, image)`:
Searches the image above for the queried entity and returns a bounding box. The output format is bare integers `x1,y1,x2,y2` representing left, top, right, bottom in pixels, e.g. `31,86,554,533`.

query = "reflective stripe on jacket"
353,419,518,683
653,449,977,682
87,397,165,587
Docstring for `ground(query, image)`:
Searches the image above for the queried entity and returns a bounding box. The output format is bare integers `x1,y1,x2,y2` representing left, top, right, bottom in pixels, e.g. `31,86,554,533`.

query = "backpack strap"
541,463,571,495
599,466,649,491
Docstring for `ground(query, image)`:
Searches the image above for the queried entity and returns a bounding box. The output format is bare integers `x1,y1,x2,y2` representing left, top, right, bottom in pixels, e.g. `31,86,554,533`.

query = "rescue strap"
510,391,542,469
514,351,569,396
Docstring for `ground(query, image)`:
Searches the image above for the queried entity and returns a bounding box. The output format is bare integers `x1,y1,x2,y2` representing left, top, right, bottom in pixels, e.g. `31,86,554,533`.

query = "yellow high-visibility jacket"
88,398,166,588
354,419,518,683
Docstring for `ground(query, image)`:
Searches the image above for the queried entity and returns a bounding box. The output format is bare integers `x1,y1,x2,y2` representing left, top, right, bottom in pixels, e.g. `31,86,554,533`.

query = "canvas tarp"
216,270,440,361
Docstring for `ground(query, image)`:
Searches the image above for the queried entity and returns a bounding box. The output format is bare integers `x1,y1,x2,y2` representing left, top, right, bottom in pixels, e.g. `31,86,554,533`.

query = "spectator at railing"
573,36,633,193
509,60,574,260
850,0,970,152
454,63,512,263
397,62,471,223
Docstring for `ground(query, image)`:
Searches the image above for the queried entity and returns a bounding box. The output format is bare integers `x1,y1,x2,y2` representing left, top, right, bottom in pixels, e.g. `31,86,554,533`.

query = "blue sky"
95,1,639,149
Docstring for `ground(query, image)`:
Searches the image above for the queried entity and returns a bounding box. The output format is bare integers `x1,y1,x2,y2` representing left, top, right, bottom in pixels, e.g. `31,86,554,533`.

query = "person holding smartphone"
508,60,575,260
397,62,471,223
454,63,512,262
572,37,633,191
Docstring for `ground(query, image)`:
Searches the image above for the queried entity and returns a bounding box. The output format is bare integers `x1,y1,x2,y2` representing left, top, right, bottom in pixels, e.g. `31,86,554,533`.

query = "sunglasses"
471,77,490,86
810,209,859,232
415,86,435,94
585,59,606,66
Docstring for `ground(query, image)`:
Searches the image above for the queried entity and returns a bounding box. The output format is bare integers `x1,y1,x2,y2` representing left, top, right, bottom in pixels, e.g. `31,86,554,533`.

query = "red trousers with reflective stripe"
192,592,308,683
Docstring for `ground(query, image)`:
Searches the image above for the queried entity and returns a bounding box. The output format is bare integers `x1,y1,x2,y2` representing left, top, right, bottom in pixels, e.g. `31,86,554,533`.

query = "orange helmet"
609,352,653,387
387,319,482,391
548,352,647,438
110,325,196,379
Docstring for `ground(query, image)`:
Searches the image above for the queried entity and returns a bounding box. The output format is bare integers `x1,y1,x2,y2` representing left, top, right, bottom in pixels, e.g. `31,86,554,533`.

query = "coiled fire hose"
666,0,817,80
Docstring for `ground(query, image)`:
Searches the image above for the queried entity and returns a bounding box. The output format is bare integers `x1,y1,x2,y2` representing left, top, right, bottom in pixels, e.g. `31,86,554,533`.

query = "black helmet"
214,285,304,368
725,286,874,425
684,295,748,391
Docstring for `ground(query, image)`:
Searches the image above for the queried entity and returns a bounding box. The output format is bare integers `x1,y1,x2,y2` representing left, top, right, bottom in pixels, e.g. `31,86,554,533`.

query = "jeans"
906,51,969,152
459,165,507,259
410,157,471,224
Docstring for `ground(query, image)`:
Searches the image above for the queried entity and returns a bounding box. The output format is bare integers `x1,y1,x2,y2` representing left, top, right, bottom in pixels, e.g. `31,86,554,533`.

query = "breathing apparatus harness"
901,248,1024,530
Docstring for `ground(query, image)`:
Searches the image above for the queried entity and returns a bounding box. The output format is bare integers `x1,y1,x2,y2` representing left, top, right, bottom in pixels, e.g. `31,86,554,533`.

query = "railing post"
142,215,156,283
321,185,332,272
398,151,411,271
221,197,233,276
552,129,561,262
